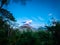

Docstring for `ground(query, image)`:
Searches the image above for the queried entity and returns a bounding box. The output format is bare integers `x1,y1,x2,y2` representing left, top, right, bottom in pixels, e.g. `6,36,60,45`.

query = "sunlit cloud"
16,17,28,26
23,20,32,24
16,17,33,26
16,16,45,28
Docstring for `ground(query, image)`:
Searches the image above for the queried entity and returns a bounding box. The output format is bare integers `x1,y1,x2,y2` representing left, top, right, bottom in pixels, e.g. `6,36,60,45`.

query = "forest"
0,0,60,45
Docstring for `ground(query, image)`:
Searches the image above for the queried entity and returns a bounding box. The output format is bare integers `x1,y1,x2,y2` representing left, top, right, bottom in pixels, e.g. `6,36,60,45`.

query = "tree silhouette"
0,0,10,8
0,0,16,45
46,21,60,45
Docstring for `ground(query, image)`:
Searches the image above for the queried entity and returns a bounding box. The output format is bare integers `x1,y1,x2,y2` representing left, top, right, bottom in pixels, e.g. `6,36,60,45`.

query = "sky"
4,0,60,28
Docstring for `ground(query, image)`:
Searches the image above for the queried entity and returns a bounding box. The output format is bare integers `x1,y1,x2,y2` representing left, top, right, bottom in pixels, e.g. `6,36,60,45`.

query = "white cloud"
16,17,27,26
16,17,45,28
24,20,32,24
16,17,33,26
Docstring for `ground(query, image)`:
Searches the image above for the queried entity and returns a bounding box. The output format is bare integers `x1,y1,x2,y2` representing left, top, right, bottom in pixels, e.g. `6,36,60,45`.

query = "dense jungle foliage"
0,22,60,45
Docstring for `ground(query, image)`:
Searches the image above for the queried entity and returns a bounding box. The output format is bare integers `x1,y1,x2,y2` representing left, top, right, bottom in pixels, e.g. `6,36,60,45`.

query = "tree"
0,0,16,45
46,21,60,45
0,0,10,8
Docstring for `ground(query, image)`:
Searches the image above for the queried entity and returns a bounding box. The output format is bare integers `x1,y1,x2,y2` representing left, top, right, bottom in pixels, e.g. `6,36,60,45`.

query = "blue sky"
4,0,60,28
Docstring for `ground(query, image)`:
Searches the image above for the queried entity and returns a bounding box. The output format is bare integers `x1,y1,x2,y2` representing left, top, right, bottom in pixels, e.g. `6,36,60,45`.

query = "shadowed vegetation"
0,21,60,45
